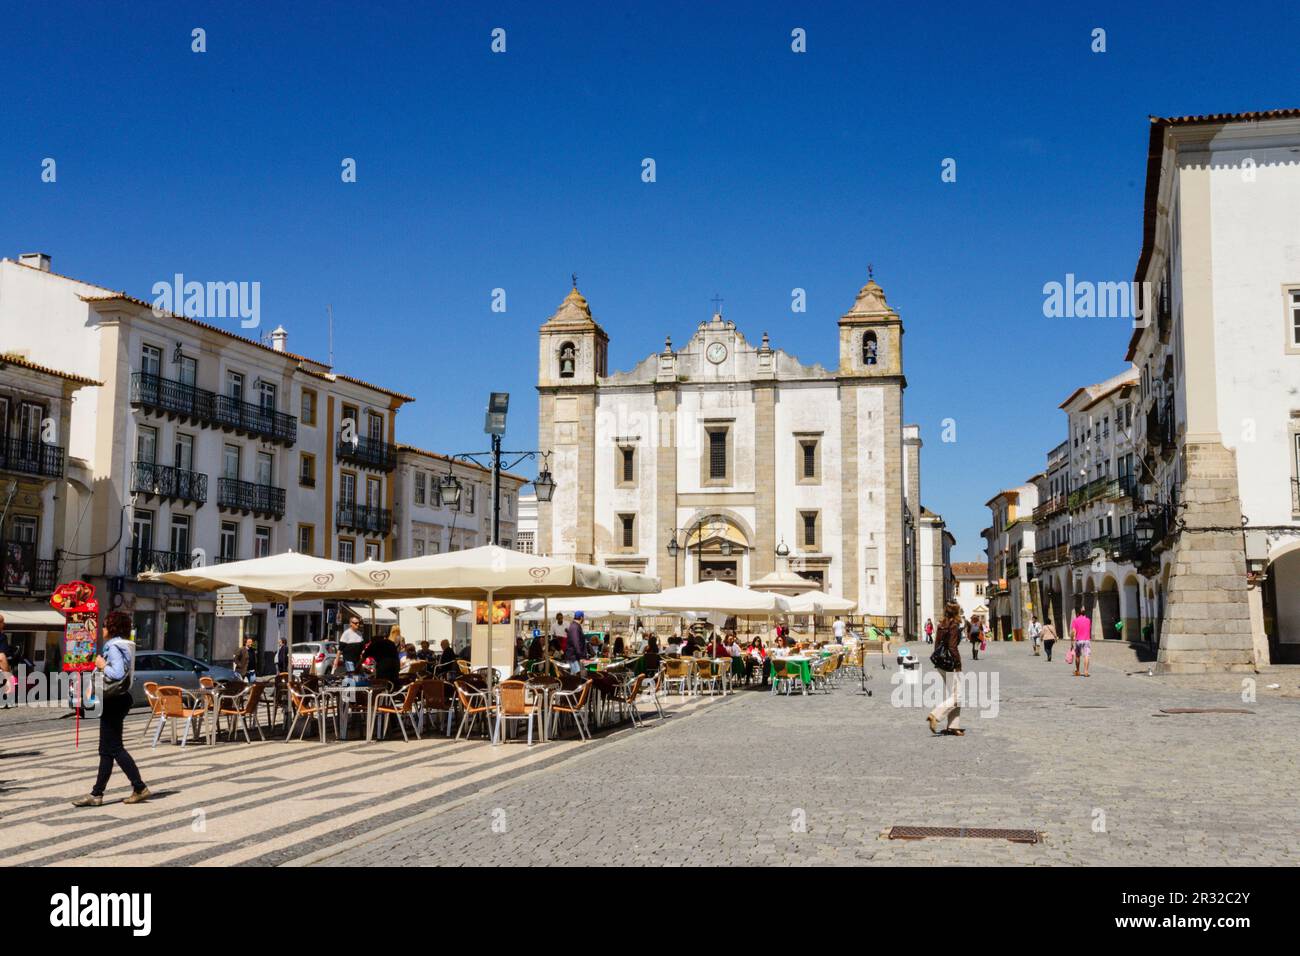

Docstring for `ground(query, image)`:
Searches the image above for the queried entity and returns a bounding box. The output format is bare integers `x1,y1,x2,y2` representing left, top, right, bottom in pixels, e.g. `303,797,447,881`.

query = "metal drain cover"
888,826,1041,844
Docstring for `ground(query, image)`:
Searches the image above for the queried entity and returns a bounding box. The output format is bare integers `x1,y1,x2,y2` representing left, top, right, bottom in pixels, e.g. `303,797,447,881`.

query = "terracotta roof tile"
0,352,102,388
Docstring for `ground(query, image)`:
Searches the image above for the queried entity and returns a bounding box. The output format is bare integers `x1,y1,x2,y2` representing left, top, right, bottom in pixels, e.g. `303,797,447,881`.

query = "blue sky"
3,0,1296,559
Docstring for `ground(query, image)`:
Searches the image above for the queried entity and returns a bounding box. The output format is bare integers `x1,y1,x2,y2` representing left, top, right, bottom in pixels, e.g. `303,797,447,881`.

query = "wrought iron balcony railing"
130,372,297,445
129,461,208,505
336,432,397,472
0,436,65,479
216,477,286,518
0,540,57,594
335,501,393,536
1033,495,1067,523
126,547,196,577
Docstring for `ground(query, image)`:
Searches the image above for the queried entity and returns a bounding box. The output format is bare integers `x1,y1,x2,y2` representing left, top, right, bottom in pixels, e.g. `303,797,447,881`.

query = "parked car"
291,641,339,677
70,651,241,712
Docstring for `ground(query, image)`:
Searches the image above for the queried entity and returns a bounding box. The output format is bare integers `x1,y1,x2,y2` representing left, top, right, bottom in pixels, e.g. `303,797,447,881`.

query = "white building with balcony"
0,354,100,669
0,253,413,667
1125,109,1300,669
1051,368,1143,640
983,484,1037,640
393,445,526,557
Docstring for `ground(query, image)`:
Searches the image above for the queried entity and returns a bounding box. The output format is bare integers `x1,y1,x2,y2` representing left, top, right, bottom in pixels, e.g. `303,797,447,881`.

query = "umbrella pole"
283,596,295,736
543,597,550,675
486,588,496,745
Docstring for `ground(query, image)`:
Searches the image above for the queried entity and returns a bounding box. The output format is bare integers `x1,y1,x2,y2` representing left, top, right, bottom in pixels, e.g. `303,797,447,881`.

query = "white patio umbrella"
786,590,857,614
376,597,472,649
144,551,383,733
638,579,790,616
365,545,660,729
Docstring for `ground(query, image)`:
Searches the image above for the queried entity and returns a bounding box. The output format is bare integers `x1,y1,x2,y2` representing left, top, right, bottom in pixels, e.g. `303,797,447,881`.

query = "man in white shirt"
338,615,366,672
833,617,846,643
1028,615,1043,656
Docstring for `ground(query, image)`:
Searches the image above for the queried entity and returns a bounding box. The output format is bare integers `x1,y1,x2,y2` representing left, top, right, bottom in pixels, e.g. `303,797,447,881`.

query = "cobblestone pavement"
314,644,1300,867
0,687,722,866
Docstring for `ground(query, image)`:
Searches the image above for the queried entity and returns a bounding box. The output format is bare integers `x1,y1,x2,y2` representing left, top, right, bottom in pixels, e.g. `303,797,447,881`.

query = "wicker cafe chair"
140,681,163,741
610,674,646,727
375,679,424,742
218,681,266,743
454,679,493,740
770,659,791,696
263,672,289,728
418,679,456,737
549,679,593,741
632,668,666,720
693,658,720,697
663,658,692,696
493,679,539,745
287,684,328,742
151,686,207,748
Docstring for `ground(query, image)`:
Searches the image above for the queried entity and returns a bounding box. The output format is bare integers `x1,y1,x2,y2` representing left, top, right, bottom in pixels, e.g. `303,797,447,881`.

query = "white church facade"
534,275,947,635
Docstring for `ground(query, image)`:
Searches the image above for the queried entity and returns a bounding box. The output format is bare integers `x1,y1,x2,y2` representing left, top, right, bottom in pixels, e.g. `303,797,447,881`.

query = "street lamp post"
442,392,557,547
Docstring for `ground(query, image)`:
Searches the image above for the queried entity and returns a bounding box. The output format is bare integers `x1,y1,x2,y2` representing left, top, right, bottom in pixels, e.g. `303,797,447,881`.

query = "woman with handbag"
72,611,150,807
967,615,983,661
926,602,965,737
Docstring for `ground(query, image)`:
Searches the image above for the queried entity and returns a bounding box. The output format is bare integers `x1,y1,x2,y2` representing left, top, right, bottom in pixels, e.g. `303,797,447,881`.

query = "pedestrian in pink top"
1071,609,1092,677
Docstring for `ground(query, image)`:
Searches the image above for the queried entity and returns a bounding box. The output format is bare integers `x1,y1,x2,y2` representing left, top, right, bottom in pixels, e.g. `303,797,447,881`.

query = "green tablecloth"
771,656,812,684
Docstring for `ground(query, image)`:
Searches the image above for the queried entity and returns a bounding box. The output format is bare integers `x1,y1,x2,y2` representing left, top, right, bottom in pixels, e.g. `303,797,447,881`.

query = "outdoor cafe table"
181,684,247,746
320,683,378,741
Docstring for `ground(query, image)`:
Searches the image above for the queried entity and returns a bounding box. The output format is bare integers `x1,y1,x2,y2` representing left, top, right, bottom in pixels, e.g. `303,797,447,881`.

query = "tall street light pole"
442,393,556,546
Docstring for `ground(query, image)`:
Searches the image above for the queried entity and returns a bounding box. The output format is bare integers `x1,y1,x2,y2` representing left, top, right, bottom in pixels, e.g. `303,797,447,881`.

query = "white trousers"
928,669,962,731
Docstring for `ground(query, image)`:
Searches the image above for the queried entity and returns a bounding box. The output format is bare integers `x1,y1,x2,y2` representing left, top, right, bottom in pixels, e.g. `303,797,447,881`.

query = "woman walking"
1041,620,1058,661
73,612,150,807
926,601,964,737
967,614,983,661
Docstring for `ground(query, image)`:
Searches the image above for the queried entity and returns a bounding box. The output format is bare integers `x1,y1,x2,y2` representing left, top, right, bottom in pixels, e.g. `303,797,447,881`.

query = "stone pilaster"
752,383,776,580
536,392,555,555
838,384,860,606
655,387,678,586
1156,441,1255,672
575,390,597,564
882,383,906,627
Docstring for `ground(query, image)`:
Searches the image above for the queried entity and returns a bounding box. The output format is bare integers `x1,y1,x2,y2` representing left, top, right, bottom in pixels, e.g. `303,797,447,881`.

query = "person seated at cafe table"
526,635,544,663
416,641,436,665
746,637,768,686
611,636,625,658
682,633,703,656
642,635,661,674
436,639,457,670
666,633,683,655
705,633,731,657
726,630,743,657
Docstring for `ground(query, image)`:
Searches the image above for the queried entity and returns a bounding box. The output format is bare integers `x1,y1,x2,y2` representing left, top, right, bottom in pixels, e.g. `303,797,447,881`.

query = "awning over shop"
0,601,65,628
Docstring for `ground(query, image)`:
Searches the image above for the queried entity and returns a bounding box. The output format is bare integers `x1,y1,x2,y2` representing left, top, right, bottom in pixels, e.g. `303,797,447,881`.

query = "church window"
796,434,821,484
621,446,635,483
619,513,635,550
559,342,576,378
709,430,727,480
862,331,878,366
800,510,819,549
